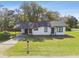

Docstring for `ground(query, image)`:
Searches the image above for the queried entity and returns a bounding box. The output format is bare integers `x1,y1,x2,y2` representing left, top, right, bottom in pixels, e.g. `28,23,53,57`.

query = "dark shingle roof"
14,21,50,29
14,21,67,29
33,21,50,27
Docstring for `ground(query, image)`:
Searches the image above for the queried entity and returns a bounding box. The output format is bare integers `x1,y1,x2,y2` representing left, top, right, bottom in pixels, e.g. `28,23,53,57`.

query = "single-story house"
14,21,67,35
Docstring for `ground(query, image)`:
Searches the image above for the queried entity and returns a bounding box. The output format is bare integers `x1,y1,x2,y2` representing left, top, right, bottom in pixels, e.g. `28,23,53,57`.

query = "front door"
29,29,32,35
25,29,28,34
51,28,54,34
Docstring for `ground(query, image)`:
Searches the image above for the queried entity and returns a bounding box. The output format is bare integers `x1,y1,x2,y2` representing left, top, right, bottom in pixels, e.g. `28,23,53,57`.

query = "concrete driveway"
0,34,25,56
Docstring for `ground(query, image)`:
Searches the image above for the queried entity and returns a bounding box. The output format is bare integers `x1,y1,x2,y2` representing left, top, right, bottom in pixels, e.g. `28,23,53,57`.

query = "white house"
50,21,66,35
14,21,67,35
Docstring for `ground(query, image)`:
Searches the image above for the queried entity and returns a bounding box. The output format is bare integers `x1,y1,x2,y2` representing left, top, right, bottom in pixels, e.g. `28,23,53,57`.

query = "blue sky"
0,1,79,20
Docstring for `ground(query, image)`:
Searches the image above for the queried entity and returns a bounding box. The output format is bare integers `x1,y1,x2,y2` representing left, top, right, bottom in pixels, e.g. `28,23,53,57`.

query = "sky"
0,1,79,20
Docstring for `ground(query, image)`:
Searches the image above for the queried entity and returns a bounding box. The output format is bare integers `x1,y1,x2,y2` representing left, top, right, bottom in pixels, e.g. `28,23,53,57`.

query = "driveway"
0,34,25,56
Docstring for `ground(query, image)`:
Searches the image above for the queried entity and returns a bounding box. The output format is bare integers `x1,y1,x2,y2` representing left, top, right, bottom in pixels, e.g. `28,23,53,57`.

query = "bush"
66,27,71,31
3,32,10,38
0,32,10,42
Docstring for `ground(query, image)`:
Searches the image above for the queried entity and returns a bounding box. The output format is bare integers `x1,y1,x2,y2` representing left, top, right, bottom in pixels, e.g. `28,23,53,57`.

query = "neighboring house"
14,21,67,35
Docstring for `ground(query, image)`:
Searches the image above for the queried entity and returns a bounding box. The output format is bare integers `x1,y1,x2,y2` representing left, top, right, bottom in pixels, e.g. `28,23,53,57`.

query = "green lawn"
0,31,20,36
8,31,20,37
5,31,79,56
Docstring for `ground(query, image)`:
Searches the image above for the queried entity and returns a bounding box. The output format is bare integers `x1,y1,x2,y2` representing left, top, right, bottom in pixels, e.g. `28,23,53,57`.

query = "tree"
20,1,60,22
15,9,21,23
20,2,32,22
46,11,60,21
20,2,50,22
0,8,15,31
30,2,47,21
66,16,78,28
0,4,3,31
1,8,9,31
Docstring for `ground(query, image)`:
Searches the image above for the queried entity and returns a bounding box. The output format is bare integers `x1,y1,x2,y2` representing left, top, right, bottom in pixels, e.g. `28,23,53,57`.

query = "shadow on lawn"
22,34,75,42
22,35,53,42
53,34,75,39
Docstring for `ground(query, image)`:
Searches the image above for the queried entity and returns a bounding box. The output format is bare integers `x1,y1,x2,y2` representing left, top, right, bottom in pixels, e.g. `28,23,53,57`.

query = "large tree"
20,2,59,22
46,11,60,21
0,8,15,31
66,16,78,28
20,2,45,22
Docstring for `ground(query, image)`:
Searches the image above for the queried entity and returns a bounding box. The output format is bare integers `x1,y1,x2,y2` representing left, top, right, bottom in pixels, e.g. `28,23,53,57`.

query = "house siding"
32,27,51,35
21,27,66,35
53,27,65,35
21,29,25,33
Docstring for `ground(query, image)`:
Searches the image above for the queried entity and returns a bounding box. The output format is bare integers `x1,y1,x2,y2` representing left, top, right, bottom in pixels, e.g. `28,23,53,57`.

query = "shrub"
0,32,10,42
66,27,71,31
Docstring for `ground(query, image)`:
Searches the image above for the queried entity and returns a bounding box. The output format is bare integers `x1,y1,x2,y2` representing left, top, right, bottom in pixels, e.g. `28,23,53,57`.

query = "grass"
5,31,79,56
0,31,20,35
8,31,20,37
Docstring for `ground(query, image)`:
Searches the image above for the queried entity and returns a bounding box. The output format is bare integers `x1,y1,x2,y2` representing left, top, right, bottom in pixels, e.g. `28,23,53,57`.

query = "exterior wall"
21,29,25,33
53,27,65,35
32,27,51,35
21,27,66,35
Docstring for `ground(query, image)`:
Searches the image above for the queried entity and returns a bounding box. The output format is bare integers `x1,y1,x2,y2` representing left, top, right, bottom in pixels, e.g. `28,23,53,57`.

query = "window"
34,28,38,31
58,27,63,32
44,27,48,32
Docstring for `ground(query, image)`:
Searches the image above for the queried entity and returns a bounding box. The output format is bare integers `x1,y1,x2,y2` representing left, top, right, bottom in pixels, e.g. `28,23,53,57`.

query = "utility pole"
23,2,30,54
27,40,29,54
